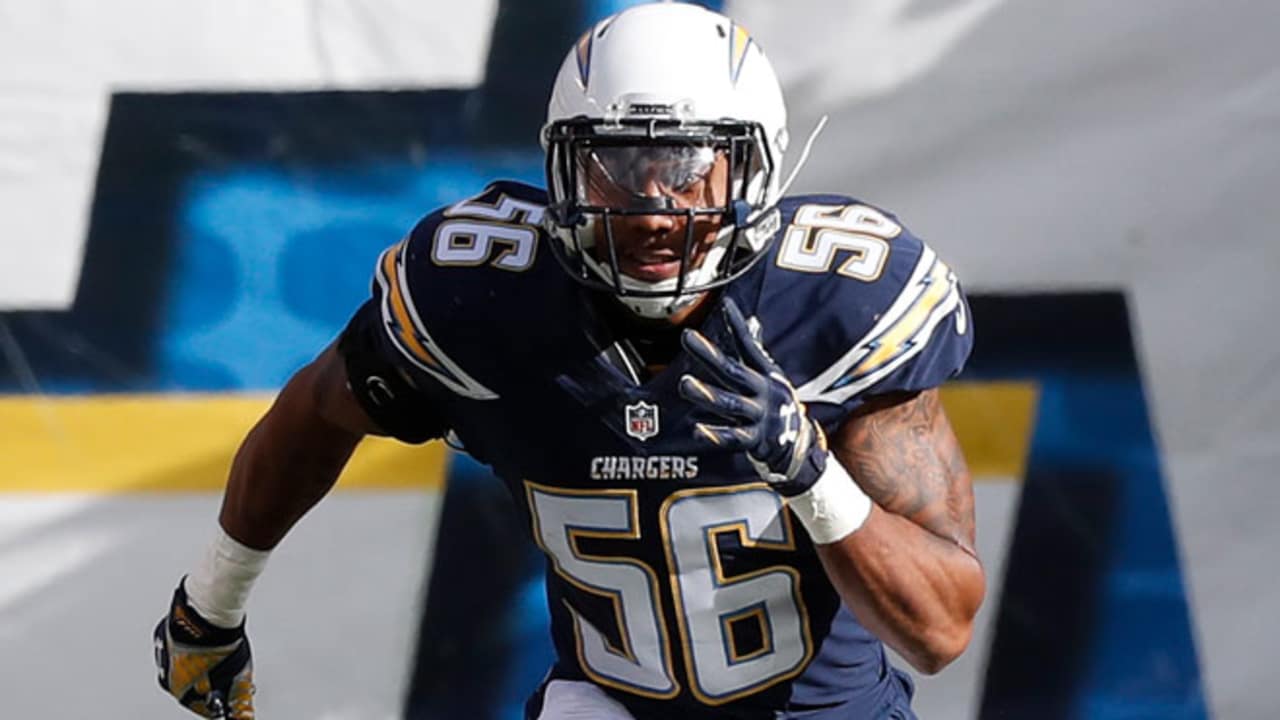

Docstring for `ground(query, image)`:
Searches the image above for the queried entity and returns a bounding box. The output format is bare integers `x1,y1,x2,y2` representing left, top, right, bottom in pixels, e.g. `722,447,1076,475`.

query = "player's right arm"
154,181,528,717
218,341,376,550
155,268,454,718
151,341,375,718
154,330,437,718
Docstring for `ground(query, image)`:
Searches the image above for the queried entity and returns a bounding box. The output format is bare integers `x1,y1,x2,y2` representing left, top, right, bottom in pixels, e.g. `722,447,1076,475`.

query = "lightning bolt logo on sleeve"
375,240,498,400
797,245,964,405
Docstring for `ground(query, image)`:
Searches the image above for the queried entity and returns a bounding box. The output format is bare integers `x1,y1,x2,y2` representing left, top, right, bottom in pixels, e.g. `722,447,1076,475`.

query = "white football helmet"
542,2,789,319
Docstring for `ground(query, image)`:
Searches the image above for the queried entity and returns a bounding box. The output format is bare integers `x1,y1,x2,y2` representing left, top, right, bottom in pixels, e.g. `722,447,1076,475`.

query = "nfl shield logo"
625,401,660,441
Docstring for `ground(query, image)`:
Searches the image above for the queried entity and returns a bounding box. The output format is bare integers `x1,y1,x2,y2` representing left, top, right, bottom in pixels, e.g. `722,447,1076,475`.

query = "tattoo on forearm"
830,389,977,554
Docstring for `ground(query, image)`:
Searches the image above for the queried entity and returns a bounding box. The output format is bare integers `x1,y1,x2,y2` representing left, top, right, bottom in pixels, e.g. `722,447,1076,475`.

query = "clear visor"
575,143,726,210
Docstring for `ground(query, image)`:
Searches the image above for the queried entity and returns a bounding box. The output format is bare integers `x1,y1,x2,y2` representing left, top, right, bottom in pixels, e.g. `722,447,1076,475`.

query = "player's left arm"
680,292,982,675
815,387,983,675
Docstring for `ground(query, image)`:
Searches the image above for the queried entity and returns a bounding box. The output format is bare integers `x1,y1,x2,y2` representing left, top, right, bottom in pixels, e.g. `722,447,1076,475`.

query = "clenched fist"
154,579,255,719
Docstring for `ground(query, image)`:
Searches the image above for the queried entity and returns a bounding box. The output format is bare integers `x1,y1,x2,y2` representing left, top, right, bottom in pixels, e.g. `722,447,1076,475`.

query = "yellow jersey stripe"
381,243,441,369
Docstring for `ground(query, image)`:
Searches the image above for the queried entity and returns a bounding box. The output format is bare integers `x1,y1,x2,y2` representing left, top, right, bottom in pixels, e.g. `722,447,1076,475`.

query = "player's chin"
620,259,684,282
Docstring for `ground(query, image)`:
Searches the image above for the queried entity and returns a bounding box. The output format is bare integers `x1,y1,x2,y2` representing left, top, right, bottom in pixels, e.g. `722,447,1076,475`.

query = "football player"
154,3,983,718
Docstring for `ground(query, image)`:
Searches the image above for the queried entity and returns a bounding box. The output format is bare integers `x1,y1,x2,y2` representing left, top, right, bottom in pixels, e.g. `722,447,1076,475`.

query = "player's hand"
679,297,828,497
154,579,256,719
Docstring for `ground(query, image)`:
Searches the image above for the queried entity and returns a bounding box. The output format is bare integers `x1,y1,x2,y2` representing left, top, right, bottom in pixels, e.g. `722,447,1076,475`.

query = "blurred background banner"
2,0,1274,717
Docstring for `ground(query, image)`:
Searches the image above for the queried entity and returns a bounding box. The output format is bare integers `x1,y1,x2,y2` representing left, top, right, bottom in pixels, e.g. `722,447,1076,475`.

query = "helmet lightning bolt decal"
729,23,754,85
575,30,593,88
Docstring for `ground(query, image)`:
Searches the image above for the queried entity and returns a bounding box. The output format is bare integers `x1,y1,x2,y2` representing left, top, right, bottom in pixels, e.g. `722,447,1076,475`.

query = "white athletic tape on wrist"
184,528,271,629
786,455,873,545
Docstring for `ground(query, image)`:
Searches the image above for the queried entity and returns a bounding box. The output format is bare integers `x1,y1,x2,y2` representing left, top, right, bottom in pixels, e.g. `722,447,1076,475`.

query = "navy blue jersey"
343,180,971,718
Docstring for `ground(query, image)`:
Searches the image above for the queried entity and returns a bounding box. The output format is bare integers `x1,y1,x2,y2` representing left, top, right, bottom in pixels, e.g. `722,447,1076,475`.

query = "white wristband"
786,455,873,545
184,528,271,629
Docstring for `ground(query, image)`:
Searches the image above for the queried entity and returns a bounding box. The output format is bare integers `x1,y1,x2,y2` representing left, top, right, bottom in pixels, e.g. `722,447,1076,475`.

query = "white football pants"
536,679,637,719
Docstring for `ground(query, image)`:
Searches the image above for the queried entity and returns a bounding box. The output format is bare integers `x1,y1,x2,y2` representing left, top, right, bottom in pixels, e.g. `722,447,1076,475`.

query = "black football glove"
154,579,256,719
679,297,829,497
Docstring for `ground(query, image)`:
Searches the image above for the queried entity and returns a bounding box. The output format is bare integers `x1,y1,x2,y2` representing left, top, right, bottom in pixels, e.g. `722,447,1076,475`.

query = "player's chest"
481,350,770,485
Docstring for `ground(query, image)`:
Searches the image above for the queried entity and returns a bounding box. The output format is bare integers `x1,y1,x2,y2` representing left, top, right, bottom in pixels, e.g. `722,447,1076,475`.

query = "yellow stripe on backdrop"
0,382,1035,493
0,394,448,493
941,382,1038,479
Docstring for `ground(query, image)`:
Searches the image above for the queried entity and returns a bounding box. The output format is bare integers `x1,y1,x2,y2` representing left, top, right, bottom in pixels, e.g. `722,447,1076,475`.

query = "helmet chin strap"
618,291,704,320
580,246,715,320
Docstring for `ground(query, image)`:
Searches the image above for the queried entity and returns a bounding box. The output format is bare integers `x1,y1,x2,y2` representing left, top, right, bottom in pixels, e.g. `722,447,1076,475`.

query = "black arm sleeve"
337,300,449,445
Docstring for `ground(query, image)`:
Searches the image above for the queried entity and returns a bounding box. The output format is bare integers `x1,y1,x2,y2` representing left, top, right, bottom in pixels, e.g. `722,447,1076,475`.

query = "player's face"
579,144,730,283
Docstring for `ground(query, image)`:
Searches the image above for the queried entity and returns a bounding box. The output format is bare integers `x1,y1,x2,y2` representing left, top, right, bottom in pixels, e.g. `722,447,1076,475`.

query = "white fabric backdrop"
0,0,496,310
729,0,1278,714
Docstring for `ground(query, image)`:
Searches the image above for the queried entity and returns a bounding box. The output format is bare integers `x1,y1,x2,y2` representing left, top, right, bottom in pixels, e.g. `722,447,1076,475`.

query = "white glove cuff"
786,454,873,545
184,528,271,629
